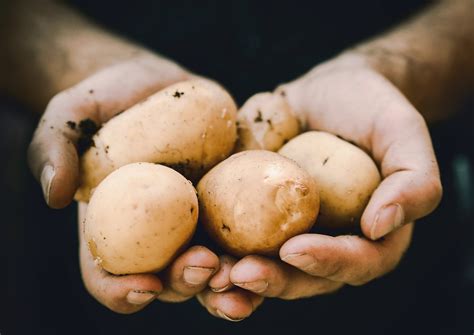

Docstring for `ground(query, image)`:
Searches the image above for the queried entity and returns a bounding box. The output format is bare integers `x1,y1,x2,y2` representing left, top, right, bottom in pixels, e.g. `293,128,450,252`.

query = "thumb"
27,93,97,208
361,98,443,240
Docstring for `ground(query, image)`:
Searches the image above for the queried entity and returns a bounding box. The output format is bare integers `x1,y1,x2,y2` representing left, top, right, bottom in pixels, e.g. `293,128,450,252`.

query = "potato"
197,150,319,257
235,92,300,152
76,79,237,202
278,131,381,229
84,162,198,275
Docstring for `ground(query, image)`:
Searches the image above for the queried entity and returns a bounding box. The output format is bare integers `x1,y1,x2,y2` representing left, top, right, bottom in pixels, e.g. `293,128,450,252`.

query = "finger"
81,247,163,314
28,56,189,208
157,246,219,303
197,288,264,322
208,255,237,293
78,202,162,314
230,255,343,300
362,107,442,239
280,223,413,286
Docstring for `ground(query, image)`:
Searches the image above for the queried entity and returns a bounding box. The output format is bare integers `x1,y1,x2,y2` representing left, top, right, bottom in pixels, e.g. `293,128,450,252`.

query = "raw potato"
76,79,237,202
279,131,381,229
84,163,198,275
235,92,300,152
198,150,319,257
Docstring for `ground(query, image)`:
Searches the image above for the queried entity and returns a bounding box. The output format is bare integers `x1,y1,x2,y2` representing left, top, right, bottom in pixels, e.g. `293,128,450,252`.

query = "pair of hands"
28,52,442,320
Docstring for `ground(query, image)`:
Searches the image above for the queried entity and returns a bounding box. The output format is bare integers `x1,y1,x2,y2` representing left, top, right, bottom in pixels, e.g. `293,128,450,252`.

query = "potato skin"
84,163,198,275
235,92,300,152
279,131,381,229
197,150,319,257
76,79,237,202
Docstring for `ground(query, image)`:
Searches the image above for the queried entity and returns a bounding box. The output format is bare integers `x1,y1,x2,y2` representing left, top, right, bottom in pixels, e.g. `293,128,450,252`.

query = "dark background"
1,1,473,334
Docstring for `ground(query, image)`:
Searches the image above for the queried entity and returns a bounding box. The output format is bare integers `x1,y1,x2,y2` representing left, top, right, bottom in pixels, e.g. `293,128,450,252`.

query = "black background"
1,1,473,334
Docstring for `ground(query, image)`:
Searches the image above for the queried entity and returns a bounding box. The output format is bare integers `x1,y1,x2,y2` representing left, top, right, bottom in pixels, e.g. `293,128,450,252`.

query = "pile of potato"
78,79,380,275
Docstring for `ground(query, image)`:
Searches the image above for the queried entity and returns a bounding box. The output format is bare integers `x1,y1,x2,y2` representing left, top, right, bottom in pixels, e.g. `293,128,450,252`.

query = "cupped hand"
278,53,442,239
230,52,441,307
28,54,261,317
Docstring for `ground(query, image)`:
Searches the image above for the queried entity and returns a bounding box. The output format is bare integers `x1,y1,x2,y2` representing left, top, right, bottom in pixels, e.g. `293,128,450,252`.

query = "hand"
27,53,262,316
230,52,441,305
273,52,442,239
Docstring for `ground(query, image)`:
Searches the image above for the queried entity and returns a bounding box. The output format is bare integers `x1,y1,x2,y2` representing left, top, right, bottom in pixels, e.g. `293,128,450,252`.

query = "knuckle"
298,252,329,276
316,257,345,279
382,252,403,276
312,237,351,279
240,255,274,277
349,251,383,286
325,282,344,294
349,270,375,286
270,280,288,298
46,91,68,111
425,175,443,207
45,88,85,118
310,281,345,295
410,109,426,125
350,249,401,286
278,282,303,300
346,266,374,286
348,263,380,285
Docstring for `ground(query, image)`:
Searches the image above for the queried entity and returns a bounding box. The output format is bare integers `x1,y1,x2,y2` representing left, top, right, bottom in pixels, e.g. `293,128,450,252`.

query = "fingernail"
371,203,405,240
40,165,55,204
211,284,230,293
126,290,157,305
216,309,244,322
234,280,268,293
281,253,314,269
183,266,214,285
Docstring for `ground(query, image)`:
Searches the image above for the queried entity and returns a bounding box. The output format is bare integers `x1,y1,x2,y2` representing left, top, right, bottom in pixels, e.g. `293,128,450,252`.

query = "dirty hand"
27,54,262,316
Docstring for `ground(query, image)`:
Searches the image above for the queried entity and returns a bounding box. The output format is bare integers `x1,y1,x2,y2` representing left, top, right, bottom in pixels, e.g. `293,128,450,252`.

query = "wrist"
347,44,410,92
346,37,468,122
343,0,474,122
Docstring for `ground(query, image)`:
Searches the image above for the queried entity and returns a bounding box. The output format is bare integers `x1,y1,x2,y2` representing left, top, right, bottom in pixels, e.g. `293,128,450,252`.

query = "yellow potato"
84,163,198,275
279,131,381,229
76,79,237,202
235,92,300,152
197,150,319,257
